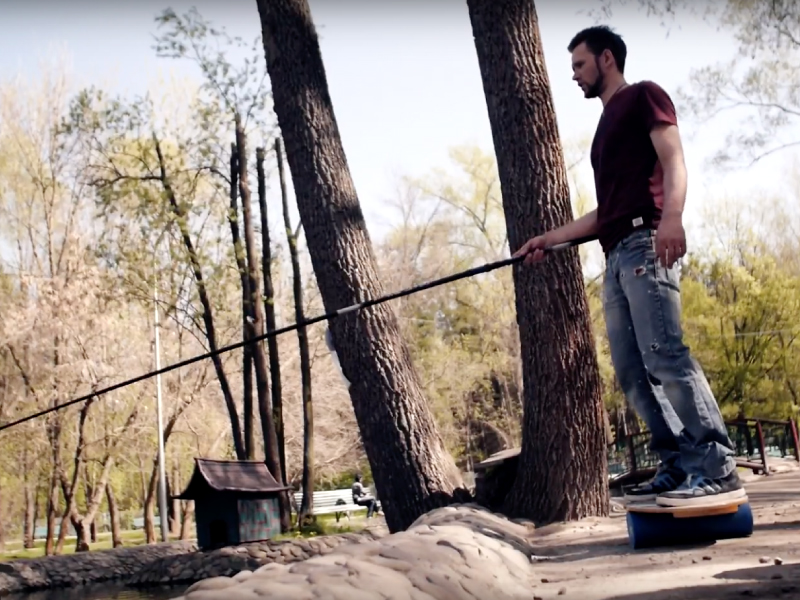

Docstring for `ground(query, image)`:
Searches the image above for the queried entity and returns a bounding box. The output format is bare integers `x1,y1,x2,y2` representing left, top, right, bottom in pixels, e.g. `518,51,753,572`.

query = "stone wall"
128,529,386,586
174,505,537,600
0,540,196,595
0,528,387,595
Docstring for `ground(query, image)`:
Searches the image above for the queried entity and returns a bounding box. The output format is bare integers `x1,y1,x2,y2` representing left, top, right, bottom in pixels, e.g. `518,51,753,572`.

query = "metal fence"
608,417,799,485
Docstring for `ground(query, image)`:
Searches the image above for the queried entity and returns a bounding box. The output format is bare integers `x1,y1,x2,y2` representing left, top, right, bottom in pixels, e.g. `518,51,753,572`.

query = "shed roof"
175,458,291,499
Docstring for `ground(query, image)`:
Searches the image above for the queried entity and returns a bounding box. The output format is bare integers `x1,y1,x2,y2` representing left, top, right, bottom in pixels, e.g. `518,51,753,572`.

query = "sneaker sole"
655,487,747,508
623,493,657,503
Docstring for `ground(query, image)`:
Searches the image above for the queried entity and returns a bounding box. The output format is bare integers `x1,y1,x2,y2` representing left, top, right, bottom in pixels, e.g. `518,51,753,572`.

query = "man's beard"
584,59,605,99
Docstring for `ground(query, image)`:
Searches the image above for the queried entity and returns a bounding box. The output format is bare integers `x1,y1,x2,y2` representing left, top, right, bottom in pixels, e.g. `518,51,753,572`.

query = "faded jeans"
603,229,736,480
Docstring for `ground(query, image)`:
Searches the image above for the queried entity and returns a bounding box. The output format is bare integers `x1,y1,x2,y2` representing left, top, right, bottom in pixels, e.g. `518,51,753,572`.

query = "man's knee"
641,343,696,382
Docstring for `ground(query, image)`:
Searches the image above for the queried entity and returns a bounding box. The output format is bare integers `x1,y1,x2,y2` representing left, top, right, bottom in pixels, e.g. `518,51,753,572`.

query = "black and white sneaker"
624,464,686,503
656,469,746,507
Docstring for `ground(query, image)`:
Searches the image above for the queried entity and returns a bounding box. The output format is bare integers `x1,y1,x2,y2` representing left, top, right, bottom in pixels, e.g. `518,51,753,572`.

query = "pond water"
3,583,189,600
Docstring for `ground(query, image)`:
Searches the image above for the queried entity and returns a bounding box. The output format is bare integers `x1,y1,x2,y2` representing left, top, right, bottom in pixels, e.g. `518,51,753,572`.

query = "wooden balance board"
625,496,754,550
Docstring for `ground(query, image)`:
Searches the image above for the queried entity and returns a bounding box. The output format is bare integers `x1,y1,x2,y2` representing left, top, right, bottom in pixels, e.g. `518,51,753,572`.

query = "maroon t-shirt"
590,80,679,254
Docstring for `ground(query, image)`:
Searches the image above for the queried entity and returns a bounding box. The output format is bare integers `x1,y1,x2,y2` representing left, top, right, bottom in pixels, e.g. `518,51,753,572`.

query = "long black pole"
0,234,597,433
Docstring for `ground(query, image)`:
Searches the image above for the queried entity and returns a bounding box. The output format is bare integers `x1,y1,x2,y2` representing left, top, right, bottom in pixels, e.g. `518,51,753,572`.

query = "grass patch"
0,530,149,561
276,514,359,541
0,514,368,560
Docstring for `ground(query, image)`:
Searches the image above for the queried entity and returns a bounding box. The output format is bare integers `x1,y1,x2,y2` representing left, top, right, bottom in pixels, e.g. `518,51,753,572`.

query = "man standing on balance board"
514,25,745,507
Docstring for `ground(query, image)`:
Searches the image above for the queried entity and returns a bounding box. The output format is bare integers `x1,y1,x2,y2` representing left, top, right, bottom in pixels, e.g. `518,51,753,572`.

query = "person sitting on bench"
351,473,379,518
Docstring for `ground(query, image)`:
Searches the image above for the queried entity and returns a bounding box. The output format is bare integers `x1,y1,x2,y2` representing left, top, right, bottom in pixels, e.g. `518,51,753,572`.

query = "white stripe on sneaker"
655,487,747,508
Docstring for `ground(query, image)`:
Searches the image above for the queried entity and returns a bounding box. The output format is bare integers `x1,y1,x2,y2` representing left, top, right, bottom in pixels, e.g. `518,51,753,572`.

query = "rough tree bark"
275,137,315,521
255,0,469,532
234,115,291,532
228,142,256,460
256,146,286,482
466,0,609,523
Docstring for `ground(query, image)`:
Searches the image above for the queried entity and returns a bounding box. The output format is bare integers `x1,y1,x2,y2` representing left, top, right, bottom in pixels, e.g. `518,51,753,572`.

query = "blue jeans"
603,229,736,479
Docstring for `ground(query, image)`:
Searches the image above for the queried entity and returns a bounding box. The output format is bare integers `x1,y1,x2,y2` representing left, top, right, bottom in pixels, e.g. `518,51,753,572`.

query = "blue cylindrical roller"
626,502,754,550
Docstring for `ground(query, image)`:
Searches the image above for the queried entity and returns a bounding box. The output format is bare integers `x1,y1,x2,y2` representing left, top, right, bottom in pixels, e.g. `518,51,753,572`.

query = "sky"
2,0,797,256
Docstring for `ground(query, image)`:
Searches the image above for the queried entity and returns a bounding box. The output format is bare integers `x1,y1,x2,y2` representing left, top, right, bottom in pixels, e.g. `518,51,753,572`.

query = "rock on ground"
173,504,538,600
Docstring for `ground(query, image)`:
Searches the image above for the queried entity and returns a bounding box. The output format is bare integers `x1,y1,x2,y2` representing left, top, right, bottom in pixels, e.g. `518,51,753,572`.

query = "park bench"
132,517,163,530
292,488,368,522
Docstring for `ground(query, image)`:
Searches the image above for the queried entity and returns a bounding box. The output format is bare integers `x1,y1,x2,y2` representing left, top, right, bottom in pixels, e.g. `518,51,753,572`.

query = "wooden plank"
474,448,521,472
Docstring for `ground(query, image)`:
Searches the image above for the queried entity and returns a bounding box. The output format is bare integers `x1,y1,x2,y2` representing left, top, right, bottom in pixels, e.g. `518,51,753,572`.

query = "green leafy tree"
153,9,288,487
62,87,248,462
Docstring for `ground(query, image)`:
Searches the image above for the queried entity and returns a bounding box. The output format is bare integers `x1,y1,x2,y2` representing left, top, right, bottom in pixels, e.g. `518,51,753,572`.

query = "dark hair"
568,26,627,74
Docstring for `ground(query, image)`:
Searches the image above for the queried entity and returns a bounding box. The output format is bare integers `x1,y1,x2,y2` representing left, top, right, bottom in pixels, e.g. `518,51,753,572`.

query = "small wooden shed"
175,458,289,549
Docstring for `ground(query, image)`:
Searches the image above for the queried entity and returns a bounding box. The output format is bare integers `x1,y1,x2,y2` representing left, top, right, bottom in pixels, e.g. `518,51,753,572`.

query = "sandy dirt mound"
175,462,800,599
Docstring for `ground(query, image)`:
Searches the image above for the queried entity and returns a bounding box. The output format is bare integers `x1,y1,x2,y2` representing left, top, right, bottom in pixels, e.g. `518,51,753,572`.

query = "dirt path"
527,466,800,600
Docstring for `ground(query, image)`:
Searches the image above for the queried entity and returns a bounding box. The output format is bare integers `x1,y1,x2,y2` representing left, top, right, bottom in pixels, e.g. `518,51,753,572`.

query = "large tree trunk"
242,350,255,459
67,409,135,553
255,0,469,533
153,133,246,461
256,146,286,482
23,483,35,549
45,467,59,556
72,520,90,553
56,398,96,555
275,138,315,521
228,142,256,460
106,484,122,548
180,500,194,540
34,477,43,535
55,506,71,555
234,115,291,532
85,481,97,544
144,467,158,544
22,451,36,550
137,454,147,511
170,462,181,537
466,0,609,524
142,402,188,543
0,486,6,554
